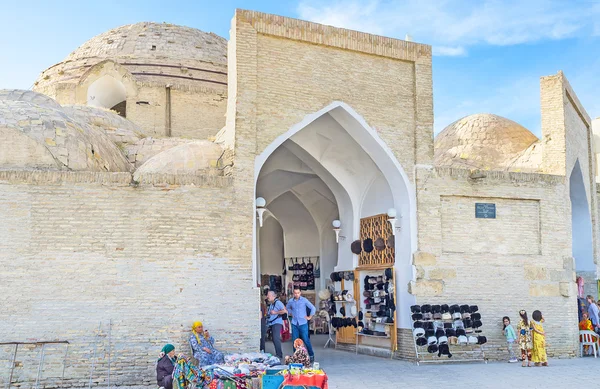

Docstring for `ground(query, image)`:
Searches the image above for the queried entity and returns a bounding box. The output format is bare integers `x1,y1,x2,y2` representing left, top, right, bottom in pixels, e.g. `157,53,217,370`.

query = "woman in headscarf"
284,338,311,367
189,321,225,366
156,344,176,389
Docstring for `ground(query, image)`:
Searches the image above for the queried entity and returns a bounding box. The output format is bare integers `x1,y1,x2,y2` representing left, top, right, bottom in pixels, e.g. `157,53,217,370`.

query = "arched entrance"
254,102,416,335
87,75,127,117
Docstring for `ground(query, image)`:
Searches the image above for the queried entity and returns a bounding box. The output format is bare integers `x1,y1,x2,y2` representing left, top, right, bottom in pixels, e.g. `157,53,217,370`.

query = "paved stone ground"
83,335,599,388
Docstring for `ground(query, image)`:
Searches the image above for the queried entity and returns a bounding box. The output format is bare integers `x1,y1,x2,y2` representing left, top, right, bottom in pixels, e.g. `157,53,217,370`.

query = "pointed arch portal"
254,102,417,328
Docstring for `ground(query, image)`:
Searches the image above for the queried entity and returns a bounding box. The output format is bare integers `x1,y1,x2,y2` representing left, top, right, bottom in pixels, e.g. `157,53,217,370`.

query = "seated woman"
580,312,594,355
284,339,311,367
156,344,176,389
189,321,225,367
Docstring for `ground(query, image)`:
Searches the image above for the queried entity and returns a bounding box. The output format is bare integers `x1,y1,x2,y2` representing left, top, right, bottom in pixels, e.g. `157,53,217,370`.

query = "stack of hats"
411,303,485,357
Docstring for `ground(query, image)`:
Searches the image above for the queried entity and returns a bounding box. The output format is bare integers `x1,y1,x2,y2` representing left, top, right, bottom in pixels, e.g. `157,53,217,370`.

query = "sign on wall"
475,203,496,219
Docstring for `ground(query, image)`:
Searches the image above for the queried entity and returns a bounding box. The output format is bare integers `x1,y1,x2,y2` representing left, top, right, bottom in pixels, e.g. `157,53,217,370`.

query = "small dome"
434,113,538,170
62,105,146,147
126,137,193,168
65,22,227,64
133,140,222,180
0,89,62,110
0,100,131,172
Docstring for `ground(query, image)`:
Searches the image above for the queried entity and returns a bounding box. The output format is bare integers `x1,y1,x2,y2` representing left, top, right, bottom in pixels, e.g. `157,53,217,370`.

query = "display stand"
411,304,487,365
333,277,357,346
355,266,397,358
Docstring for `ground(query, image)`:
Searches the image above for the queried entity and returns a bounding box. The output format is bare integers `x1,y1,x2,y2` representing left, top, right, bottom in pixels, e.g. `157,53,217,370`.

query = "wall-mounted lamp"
387,208,401,236
332,219,344,243
256,197,266,227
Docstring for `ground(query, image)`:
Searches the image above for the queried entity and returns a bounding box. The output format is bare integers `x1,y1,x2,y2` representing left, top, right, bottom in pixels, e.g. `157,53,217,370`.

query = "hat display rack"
328,270,358,347
354,266,398,358
411,303,487,365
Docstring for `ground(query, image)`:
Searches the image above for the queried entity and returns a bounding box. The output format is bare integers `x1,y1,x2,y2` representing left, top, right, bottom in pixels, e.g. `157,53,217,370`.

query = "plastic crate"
262,374,319,389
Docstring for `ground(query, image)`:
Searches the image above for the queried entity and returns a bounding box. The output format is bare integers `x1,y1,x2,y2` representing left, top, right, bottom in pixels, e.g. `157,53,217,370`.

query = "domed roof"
62,105,146,147
133,140,222,181
0,89,62,110
434,113,538,170
66,22,227,65
0,97,131,172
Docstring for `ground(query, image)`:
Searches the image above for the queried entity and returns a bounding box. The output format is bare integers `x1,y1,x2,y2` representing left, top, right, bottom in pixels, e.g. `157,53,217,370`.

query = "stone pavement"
85,335,599,389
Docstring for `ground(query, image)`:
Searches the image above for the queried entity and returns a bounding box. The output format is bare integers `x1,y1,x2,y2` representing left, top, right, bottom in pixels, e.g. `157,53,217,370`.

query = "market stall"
171,353,328,389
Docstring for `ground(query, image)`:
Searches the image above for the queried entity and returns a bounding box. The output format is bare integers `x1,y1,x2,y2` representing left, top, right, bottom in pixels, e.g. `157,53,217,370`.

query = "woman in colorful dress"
189,321,225,367
531,310,548,366
284,338,311,367
517,310,533,367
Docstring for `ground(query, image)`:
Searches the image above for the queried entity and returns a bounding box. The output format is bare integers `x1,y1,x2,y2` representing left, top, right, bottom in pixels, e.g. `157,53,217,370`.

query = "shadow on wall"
570,160,594,272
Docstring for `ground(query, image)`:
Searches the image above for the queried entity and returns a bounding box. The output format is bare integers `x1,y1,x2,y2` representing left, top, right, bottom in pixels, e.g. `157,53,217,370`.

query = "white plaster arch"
254,101,417,328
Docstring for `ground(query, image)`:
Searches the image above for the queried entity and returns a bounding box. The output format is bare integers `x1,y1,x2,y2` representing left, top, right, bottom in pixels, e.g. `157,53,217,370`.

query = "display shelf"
411,303,487,366
334,300,355,304
357,333,390,339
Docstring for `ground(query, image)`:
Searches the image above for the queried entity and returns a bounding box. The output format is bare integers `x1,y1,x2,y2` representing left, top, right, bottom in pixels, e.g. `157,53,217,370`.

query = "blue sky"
1,0,599,136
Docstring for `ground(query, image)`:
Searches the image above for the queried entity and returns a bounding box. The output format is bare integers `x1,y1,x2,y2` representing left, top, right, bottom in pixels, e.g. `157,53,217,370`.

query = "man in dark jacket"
156,344,176,389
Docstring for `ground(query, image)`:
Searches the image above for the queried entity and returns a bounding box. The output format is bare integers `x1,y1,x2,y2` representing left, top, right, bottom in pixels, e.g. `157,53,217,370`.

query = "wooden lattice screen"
359,214,395,267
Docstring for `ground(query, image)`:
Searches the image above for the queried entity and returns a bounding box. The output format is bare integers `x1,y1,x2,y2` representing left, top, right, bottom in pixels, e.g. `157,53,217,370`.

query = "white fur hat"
468,336,478,344
458,335,468,345
318,289,331,300
427,336,438,345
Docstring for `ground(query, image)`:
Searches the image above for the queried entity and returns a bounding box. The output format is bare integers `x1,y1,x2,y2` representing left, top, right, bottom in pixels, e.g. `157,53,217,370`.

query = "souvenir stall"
321,214,398,357
172,353,328,389
354,214,398,357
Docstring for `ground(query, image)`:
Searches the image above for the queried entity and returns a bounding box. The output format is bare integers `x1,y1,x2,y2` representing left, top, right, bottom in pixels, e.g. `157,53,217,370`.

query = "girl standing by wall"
502,316,518,363
517,310,533,367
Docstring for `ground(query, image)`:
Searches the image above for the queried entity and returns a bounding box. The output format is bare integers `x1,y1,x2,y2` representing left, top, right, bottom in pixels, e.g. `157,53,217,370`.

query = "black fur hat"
421,304,432,313
473,320,483,329
411,305,422,313
460,304,470,313
432,305,441,313
423,322,434,330
413,321,423,329
471,313,481,321
477,336,487,345
445,328,456,337
416,337,427,347
385,268,393,280
351,240,362,255
363,238,374,253
469,305,479,313
449,304,460,314
456,328,466,337
443,322,453,329
435,329,445,338
441,304,450,313
438,344,452,358
412,313,423,321
427,344,439,354
425,329,435,338
359,311,364,321
464,319,473,329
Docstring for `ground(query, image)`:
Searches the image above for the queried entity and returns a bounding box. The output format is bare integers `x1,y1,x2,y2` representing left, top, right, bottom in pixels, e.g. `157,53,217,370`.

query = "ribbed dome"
66,22,227,64
133,140,223,181
434,113,538,170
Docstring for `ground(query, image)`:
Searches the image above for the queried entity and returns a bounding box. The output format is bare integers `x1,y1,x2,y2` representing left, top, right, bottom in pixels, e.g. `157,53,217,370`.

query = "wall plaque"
475,203,496,219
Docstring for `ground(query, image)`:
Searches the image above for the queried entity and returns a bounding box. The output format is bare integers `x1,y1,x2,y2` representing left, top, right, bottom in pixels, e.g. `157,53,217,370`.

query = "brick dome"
64,22,227,64
434,113,538,170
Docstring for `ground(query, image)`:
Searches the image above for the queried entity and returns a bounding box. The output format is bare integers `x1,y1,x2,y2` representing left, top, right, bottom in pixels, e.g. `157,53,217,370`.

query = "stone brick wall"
0,171,258,388
413,167,578,360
